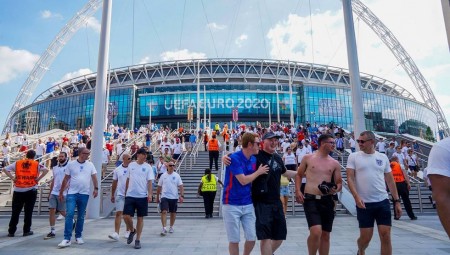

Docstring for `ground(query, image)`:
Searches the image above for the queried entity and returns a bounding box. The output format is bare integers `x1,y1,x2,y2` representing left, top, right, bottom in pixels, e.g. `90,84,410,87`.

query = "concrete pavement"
0,214,448,255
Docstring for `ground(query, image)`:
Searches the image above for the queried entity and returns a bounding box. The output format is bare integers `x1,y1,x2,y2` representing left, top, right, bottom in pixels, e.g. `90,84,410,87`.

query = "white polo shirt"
158,171,183,199
65,160,97,195
126,161,155,198
346,151,391,203
51,161,69,196
113,164,129,197
426,137,450,177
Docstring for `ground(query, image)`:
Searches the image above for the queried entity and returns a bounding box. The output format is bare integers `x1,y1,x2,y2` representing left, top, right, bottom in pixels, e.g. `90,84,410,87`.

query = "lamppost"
147,102,152,130
50,115,56,130
310,111,315,124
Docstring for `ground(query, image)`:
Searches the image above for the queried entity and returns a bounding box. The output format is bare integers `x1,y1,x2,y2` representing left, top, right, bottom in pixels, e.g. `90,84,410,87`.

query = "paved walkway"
0,214,448,254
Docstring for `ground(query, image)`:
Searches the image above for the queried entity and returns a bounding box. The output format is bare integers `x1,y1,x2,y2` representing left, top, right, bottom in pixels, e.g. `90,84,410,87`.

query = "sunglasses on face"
168,165,175,167
356,139,372,144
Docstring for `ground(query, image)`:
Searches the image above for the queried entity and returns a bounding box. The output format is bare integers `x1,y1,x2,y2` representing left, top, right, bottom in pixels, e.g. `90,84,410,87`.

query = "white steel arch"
352,0,449,137
2,0,103,134
4,0,448,137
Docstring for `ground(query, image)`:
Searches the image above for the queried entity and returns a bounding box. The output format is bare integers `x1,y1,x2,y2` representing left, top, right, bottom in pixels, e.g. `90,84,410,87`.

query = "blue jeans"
64,193,89,240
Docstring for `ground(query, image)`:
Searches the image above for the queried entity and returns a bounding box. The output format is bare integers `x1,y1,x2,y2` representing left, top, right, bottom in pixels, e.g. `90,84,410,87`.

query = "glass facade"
13,88,133,133
10,60,438,139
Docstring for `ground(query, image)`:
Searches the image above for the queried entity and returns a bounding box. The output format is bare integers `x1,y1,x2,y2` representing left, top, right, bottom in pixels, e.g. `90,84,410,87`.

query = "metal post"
288,60,294,125
87,0,112,219
147,101,153,128
37,186,43,216
276,84,280,123
268,101,272,126
204,85,207,130
342,0,365,146
417,183,423,213
196,61,201,131
130,86,136,129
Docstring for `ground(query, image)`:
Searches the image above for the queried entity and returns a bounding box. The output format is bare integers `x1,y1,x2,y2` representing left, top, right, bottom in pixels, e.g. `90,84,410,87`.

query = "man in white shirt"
123,149,154,249
171,138,183,160
156,161,184,236
108,154,132,241
426,137,450,237
57,148,98,248
101,147,111,178
35,139,46,162
375,138,386,153
280,139,291,155
295,143,308,165
346,131,401,255
45,152,69,240
160,137,171,152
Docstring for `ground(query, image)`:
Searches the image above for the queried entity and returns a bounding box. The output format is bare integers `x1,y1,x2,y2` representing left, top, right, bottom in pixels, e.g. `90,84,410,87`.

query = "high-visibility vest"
201,174,217,192
208,139,219,151
390,162,405,183
15,159,39,188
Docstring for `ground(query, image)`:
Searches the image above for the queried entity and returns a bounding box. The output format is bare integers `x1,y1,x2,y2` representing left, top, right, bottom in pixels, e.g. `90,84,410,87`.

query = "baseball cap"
262,132,281,140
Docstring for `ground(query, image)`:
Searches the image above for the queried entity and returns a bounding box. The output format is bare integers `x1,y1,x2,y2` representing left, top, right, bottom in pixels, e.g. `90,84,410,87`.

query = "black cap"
136,148,147,155
262,132,281,140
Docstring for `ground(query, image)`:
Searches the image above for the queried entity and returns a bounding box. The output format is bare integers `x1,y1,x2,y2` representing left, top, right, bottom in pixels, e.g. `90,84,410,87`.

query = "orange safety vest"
15,159,39,188
224,133,230,142
208,139,219,151
390,161,405,183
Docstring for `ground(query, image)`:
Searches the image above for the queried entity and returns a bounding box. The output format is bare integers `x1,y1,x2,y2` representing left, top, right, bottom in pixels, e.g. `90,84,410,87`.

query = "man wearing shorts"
346,131,402,255
295,134,342,255
156,162,184,236
222,132,269,255
108,153,132,241
45,152,69,240
123,149,154,249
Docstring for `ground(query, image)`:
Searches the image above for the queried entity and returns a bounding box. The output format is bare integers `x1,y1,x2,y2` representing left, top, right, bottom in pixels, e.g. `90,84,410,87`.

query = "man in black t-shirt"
252,132,297,255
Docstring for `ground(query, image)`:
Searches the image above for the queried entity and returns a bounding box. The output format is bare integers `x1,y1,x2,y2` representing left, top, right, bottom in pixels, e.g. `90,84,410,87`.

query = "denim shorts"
115,195,125,212
222,204,256,243
280,185,290,197
356,199,391,228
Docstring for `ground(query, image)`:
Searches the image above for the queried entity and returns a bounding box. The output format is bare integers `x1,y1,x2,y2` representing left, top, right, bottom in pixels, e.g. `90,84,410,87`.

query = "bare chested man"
295,134,342,255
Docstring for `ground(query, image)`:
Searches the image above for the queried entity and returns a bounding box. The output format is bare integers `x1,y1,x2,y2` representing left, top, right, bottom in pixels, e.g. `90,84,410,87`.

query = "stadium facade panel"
11,59,437,136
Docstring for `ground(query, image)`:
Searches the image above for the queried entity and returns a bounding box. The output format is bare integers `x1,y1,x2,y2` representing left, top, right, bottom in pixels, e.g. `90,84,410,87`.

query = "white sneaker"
108,232,119,241
160,227,167,236
58,239,71,248
75,237,84,245
57,214,65,221
123,231,130,239
169,227,174,233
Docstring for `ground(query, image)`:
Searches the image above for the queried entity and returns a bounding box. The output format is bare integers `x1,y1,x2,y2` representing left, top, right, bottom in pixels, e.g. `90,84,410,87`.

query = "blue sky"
1,0,449,133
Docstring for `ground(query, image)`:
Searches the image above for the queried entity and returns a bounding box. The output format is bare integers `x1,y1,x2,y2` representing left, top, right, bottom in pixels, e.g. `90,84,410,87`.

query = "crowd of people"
1,121,449,254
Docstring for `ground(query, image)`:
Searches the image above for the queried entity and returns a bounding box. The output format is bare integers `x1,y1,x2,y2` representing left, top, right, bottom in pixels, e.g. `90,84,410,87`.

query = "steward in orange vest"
3,150,49,236
207,135,221,172
390,156,416,220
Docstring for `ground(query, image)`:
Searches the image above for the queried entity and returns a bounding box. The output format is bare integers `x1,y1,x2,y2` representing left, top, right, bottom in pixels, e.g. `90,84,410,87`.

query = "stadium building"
10,59,438,136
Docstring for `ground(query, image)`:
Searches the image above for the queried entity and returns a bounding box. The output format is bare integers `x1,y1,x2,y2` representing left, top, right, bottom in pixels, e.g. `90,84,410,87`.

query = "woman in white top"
283,147,297,171
406,149,420,178
2,142,11,166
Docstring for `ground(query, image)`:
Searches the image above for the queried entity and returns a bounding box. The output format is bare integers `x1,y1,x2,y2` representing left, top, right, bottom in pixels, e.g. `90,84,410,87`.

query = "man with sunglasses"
123,149,155,249
156,162,184,236
346,131,402,255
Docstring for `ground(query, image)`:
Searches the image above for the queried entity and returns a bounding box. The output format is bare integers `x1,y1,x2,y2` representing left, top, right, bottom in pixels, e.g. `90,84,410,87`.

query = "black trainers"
410,216,418,220
127,230,136,244
44,232,56,240
23,231,34,236
134,240,141,249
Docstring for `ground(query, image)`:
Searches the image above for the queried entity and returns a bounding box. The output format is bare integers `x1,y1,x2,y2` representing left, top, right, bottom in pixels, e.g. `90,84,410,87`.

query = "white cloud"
160,49,206,61
86,17,101,33
41,10,62,19
0,46,39,84
207,22,226,31
235,34,248,48
52,68,93,85
139,56,151,64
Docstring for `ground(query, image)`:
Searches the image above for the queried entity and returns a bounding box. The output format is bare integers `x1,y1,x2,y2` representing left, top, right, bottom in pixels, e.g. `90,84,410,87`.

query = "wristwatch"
392,199,400,203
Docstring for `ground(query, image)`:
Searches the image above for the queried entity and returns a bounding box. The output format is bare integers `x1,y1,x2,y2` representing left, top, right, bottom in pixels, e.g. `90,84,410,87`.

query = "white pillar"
204,85,207,129
343,0,365,148
276,84,280,123
196,61,201,131
288,60,294,125
268,101,272,127
87,0,112,219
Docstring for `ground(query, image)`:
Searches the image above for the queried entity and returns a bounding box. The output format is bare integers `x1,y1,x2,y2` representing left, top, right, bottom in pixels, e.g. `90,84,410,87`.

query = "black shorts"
356,199,391,228
409,165,419,172
160,197,178,213
123,197,148,217
254,201,287,240
303,195,335,232
285,164,297,171
173,154,180,160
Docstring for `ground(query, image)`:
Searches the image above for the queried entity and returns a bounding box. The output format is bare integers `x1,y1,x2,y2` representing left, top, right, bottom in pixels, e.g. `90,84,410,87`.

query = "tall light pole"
276,84,280,123
196,61,201,131
288,61,294,126
147,101,152,128
343,0,365,147
203,84,207,130
268,101,272,127
88,0,112,219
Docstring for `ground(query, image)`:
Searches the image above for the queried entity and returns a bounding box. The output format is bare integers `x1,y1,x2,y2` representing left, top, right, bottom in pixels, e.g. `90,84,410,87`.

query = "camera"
318,181,337,195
